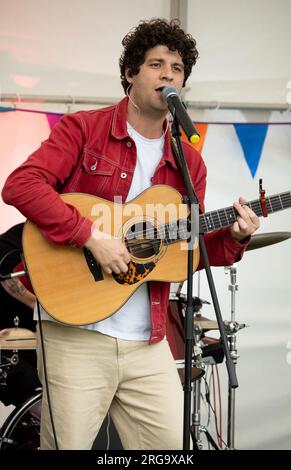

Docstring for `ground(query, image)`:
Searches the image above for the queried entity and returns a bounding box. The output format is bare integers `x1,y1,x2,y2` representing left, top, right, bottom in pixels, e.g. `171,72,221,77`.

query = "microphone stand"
171,116,238,450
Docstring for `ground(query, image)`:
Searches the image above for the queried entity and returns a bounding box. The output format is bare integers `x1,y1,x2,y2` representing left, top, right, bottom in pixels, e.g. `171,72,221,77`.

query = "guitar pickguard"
113,260,155,285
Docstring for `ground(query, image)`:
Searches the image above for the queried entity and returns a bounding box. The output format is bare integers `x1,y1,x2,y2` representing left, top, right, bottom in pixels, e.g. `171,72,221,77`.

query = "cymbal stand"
190,273,202,449
191,323,220,450
191,323,204,450
190,275,220,450
225,265,239,450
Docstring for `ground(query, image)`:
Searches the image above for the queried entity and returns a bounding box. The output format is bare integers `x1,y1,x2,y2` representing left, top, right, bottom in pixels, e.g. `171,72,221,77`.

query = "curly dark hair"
119,18,199,93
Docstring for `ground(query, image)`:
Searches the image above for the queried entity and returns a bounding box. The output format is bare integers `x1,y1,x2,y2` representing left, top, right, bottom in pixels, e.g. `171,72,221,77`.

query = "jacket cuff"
223,228,251,263
69,218,93,248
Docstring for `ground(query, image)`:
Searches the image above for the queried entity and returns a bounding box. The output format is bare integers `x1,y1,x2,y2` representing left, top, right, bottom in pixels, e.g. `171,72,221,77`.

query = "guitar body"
23,185,199,325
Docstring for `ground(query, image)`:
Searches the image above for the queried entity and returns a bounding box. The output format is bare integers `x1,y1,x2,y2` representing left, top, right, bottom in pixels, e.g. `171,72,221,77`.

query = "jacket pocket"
83,154,114,176
71,153,116,197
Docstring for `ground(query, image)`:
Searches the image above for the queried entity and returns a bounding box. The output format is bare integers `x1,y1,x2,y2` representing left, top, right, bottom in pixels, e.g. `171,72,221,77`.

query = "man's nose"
159,65,174,81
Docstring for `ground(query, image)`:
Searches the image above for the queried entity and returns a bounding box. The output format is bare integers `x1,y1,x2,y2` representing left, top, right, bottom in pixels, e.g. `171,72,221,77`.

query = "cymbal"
0,327,37,350
194,314,219,331
246,232,291,251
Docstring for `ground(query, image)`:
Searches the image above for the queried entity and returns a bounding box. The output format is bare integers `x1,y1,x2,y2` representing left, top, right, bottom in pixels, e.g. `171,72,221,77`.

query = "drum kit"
166,231,291,450
0,231,290,450
0,327,37,351
0,323,39,450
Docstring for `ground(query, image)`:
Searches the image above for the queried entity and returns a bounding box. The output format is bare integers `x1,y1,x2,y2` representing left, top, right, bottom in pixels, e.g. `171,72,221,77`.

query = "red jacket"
2,97,248,344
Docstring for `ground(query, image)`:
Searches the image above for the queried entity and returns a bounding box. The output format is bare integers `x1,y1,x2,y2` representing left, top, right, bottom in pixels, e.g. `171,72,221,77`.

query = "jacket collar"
111,96,178,170
111,97,129,140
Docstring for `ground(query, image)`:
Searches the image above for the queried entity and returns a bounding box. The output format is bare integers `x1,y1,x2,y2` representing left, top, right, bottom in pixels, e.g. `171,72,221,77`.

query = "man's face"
126,45,185,117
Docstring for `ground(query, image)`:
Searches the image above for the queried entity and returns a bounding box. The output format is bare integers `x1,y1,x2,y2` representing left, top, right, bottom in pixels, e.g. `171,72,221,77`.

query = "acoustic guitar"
22,184,291,325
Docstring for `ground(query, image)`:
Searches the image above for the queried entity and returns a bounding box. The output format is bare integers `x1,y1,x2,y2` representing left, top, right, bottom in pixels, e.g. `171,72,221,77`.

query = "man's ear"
125,68,133,82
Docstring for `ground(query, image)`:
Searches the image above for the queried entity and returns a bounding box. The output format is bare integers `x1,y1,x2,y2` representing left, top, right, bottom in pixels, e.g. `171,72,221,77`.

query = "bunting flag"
46,112,63,130
0,106,15,112
0,107,289,184
234,124,268,177
181,123,208,154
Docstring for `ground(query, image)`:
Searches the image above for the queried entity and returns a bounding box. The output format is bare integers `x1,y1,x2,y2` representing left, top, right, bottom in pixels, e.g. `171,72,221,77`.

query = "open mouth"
155,86,165,93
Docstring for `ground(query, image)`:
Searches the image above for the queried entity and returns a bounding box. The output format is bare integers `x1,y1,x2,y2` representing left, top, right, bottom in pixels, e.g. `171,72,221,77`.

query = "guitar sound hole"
125,222,161,259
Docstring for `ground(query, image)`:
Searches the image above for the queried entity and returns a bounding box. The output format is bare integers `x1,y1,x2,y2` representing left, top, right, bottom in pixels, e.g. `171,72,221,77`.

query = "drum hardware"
170,282,240,449
191,338,225,449
0,392,42,450
223,320,247,335
176,292,218,332
0,366,8,387
0,437,14,446
191,377,221,451
191,374,203,449
185,277,221,450
224,265,240,450
0,353,19,368
0,354,19,386
222,232,291,449
179,232,291,450
8,354,19,366
169,280,224,449
167,294,205,384
224,265,253,450
191,333,231,450
177,292,211,310
180,294,219,332
167,292,225,385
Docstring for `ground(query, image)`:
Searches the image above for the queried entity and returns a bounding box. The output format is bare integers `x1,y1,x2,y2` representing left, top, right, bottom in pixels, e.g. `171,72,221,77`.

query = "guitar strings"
116,192,291,258
113,191,291,248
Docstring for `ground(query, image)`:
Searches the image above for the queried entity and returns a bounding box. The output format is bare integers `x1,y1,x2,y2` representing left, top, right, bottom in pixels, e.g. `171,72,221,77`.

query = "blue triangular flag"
0,106,15,112
234,124,268,177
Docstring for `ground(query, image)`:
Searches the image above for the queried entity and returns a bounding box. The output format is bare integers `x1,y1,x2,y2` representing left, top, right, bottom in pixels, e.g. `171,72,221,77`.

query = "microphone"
161,87,200,144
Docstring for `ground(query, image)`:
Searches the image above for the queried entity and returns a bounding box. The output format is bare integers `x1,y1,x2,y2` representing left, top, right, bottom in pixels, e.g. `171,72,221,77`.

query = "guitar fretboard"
131,190,291,244
200,191,291,233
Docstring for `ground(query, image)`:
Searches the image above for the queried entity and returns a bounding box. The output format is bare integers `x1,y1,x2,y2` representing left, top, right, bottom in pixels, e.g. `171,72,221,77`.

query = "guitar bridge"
83,247,103,282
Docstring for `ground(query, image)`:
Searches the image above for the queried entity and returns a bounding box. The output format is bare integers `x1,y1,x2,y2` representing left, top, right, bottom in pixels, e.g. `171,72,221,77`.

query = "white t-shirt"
36,123,165,341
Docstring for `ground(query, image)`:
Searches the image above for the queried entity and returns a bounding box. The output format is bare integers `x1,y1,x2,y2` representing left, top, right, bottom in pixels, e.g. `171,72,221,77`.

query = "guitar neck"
125,189,291,245
200,190,291,234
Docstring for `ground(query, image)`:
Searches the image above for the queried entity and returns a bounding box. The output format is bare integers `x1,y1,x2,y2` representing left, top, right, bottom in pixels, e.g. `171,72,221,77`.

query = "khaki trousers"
37,321,184,450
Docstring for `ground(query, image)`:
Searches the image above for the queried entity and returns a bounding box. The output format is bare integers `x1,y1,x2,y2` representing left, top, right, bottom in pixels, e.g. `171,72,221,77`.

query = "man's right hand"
84,229,131,275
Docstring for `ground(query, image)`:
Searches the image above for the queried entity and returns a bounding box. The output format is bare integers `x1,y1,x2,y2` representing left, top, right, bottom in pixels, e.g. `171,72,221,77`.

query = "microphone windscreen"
161,87,179,101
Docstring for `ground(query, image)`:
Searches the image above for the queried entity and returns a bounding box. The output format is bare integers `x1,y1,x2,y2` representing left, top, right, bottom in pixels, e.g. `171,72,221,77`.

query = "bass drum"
166,295,205,384
0,392,122,450
0,392,41,450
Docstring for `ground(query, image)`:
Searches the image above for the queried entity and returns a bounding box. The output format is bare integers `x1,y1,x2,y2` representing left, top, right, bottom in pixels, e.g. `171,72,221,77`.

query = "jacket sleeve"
1,113,93,247
197,229,250,269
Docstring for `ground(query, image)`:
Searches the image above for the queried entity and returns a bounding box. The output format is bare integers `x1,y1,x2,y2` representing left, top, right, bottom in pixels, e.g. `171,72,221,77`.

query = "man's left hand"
230,196,260,242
